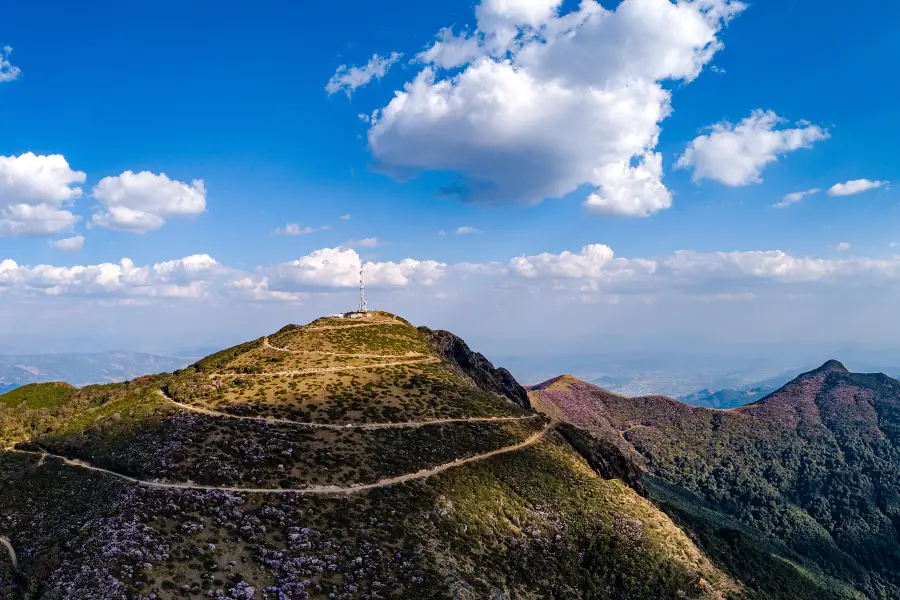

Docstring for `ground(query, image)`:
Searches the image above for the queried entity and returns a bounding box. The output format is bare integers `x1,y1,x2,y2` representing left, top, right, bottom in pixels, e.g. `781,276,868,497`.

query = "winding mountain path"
159,390,537,430
0,536,16,571
262,337,425,359
211,356,441,379
5,422,555,495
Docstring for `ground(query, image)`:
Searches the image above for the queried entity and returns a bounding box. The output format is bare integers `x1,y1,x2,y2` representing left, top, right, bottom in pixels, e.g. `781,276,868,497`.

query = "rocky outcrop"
419,328,531,410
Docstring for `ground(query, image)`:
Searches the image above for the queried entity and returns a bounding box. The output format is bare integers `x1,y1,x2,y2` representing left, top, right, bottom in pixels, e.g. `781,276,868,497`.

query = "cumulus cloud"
358,0,746,217
827,179,888,196
0,153,86,237
264,246,445,292
0,254,222,298
8,243,900,315
50,235,85,253
0,46,20,82
773,187,820,209
832,242,851,252
511,244,616,279
676,110,829,186
340,214,351,220
91,171,207,233
499,244,900,296
326,52,403,97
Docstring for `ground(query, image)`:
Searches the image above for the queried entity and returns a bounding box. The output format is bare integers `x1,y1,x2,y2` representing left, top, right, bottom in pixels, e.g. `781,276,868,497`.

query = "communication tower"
358,263,368,313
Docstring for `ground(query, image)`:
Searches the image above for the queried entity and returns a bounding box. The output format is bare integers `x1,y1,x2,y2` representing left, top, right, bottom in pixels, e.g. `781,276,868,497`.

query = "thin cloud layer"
676,110,829,186
0,45,20,82
359,0,746,216
773,188,820,209
50,235,85,253
326,52,403,97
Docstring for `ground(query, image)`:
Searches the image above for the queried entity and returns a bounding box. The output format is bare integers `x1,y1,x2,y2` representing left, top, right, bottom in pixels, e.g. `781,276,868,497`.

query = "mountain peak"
528,374,591,391
808,359,850,375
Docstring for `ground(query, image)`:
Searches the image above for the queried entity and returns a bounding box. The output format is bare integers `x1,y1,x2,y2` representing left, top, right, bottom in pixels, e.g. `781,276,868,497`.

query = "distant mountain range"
677,386,776,409
0,351,196,391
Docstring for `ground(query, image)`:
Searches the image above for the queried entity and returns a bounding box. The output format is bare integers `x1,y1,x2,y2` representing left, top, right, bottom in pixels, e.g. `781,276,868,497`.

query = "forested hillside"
530,361,900,599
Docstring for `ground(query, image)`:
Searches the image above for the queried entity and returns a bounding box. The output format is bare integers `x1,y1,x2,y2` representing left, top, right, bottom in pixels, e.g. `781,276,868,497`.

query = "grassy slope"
0,314,739,599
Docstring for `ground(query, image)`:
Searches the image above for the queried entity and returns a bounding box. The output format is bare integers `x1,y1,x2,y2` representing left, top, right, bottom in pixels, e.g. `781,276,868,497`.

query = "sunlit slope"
0,313,739,599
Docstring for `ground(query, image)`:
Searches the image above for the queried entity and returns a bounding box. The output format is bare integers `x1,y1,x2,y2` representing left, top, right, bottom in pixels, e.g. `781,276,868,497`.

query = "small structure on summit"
330,263,371,319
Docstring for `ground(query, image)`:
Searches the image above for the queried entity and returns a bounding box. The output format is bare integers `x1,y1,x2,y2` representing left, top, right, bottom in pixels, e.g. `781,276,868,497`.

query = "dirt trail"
159,390,536,430
4,422,554,495
300,320,400,332
0,536,16,571
262,337,424,359
212,356,440,379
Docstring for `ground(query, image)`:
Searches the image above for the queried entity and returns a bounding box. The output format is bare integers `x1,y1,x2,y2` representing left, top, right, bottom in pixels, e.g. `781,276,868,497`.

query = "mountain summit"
806,359,851,375
0,312,736,599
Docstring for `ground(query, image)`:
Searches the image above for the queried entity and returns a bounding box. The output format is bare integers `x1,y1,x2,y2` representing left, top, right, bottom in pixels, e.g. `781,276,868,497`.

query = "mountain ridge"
529,359,900,599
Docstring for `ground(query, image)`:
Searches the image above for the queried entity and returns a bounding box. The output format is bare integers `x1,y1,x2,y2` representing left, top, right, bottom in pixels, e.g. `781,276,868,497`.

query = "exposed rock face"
419,328,531,410
556,422,647,496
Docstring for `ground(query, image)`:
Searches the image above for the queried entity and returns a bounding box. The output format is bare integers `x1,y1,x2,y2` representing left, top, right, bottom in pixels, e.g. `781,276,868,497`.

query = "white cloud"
91,171,207,233
274,223,316,236
340,214,351,220
50,235,85,253
832,242,851,252
0,153,86,237
773,187,820,209
361,0,746,217
264,246,445,292
890,242,898,248
347,237,382,248
827,179,888,197
0,46,21,82
455,226,481,235
510,244,616,279
0,254,221,298
325,52,403,97
676,110,829,186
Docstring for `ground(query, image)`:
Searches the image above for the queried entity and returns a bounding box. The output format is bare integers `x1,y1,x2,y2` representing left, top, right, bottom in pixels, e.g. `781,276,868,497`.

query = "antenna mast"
358,263,368,313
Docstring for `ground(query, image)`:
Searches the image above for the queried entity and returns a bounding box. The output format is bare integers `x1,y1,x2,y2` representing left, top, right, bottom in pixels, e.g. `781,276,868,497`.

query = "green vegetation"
531,366,900,599
0,382,75,410
0,312,742,598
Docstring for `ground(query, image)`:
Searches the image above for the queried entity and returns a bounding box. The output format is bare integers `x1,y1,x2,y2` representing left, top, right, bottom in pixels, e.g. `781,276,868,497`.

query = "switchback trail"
5,422,555,495
212,356,440,378
159,390,538,430
0,536,16,571
262,337,425,359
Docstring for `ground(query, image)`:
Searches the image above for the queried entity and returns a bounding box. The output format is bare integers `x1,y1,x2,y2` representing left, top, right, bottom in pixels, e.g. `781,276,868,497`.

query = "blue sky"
0,0,898,362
